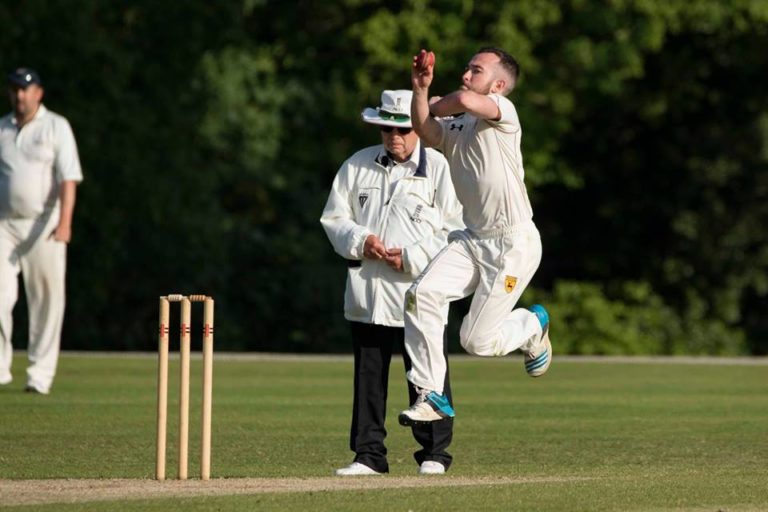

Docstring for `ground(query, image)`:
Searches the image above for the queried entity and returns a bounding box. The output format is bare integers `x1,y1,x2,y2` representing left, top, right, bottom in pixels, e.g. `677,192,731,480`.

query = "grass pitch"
1,352,766,511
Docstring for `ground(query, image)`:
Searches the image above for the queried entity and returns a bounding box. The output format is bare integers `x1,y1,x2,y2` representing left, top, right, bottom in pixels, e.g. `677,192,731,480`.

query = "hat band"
378,110,410,123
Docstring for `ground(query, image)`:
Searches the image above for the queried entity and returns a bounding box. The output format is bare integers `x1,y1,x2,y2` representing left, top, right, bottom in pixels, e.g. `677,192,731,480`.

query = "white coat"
321,142,463,327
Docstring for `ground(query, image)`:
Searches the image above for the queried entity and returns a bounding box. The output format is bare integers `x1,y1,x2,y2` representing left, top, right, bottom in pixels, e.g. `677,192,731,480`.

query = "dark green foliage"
2,1,766,354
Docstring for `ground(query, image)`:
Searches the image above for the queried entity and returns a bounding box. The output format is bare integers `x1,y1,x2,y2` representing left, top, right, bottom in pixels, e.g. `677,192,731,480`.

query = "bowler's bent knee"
459,328,504,357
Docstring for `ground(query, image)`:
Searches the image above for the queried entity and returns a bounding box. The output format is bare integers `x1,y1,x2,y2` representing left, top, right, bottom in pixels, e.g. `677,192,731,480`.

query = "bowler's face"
9,84,43,117
461,52,501,95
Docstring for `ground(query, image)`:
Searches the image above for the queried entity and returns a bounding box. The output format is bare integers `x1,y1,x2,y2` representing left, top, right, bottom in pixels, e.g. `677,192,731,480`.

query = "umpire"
321,89,463,476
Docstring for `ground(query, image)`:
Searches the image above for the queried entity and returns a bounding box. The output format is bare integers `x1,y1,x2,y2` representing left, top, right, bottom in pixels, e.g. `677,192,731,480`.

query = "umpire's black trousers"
348,321,453,473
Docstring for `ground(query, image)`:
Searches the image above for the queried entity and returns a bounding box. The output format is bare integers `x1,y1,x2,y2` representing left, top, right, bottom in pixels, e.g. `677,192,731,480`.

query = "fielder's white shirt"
321,141,464,327
437,94,533,234
0,105,83,218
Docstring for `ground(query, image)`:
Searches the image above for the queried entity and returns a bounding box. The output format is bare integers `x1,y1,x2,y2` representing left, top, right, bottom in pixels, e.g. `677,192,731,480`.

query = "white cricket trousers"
0,211,67,393
404,222,543,394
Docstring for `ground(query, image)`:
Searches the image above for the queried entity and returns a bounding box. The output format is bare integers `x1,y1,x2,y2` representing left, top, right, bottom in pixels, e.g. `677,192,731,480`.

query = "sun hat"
361,90,413,128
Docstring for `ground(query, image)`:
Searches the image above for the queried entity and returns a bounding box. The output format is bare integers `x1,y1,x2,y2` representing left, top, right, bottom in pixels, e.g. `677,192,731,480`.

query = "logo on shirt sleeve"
504,276,518,293
359,193,369,208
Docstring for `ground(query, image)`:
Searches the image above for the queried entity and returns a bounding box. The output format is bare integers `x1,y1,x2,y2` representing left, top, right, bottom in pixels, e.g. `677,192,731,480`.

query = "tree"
2,0,765,354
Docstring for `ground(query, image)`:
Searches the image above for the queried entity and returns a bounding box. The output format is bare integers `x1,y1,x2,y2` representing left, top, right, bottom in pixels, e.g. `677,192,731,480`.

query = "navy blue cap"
8,68,42,88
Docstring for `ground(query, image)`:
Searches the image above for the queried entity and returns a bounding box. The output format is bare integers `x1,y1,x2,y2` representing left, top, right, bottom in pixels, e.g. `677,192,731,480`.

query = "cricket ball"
416,50,435,69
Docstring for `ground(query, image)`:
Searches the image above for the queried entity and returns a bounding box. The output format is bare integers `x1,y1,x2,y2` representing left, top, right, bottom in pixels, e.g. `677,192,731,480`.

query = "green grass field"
1,353,766,511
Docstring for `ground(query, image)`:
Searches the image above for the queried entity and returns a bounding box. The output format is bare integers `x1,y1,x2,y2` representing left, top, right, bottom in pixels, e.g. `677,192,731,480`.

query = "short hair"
477,46,519,94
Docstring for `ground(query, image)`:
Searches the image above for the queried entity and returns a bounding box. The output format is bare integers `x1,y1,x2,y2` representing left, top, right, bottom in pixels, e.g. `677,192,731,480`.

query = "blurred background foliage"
1,0,766,355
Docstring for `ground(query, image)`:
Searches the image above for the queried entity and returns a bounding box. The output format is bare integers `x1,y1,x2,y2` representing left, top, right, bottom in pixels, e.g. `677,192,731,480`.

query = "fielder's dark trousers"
349,321,453,473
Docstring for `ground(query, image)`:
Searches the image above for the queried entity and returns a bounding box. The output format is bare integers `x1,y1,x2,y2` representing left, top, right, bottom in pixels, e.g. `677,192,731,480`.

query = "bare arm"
51,180,77,243
429,90,501,121
411,50,443,147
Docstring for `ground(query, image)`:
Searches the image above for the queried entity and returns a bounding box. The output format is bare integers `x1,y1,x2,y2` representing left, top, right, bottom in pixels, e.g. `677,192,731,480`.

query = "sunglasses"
380,126,413,135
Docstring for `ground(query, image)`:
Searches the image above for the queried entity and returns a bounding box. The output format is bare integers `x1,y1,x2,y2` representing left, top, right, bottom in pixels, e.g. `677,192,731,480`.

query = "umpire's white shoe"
418,461,446,475
398,388,455,426
524,304,552,377
335,462,382,476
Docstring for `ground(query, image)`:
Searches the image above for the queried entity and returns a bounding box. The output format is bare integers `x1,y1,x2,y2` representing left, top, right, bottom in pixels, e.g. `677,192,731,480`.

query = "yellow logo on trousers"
504,276,518,293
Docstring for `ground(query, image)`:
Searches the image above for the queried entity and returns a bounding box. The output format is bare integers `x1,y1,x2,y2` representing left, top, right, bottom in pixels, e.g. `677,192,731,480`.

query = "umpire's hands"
363,234,388,260
385,248,403,272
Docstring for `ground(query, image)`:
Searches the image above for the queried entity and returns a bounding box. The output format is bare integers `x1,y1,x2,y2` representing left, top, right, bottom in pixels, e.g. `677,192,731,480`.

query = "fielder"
399,48,552,425
0,68,83,395
321,89,463,475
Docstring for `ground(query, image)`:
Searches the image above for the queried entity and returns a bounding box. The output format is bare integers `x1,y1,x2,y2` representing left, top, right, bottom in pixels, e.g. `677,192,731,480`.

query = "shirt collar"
374,140,427,178
9,104,47,127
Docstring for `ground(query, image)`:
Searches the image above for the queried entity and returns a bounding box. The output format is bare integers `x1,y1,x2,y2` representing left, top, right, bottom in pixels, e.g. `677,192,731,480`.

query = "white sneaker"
418,461,446,475
335,462,383,476
0,374,12,386
24,384,50,395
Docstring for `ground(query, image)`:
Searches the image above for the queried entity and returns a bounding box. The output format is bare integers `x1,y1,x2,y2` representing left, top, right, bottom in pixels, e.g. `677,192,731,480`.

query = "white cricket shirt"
0,105,83,218
437,94,533,234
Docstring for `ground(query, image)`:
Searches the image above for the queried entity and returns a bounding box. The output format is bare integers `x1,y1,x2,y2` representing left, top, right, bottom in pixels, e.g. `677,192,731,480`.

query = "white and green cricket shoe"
398,388,455,426
525,304,552,377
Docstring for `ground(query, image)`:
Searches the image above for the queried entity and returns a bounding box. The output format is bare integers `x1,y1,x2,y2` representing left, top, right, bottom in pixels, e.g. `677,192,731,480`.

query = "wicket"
156,294,214,481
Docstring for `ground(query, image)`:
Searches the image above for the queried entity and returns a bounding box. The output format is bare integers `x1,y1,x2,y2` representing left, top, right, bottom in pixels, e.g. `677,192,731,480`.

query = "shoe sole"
398,413,446,426
525,327,552,377
398,413,421,426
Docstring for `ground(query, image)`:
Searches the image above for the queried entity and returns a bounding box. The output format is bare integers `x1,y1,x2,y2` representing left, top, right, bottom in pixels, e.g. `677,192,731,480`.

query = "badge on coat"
409,204,423,223
504,276,518,293
405,291,417,313
359,193,369,208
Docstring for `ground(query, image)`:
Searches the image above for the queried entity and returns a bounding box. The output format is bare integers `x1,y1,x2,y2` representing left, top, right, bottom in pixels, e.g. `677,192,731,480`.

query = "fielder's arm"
51,180,77,243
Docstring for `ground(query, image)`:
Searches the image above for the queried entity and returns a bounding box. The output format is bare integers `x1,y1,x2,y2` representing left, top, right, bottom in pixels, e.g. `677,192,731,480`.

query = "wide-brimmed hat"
361,89,413,128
